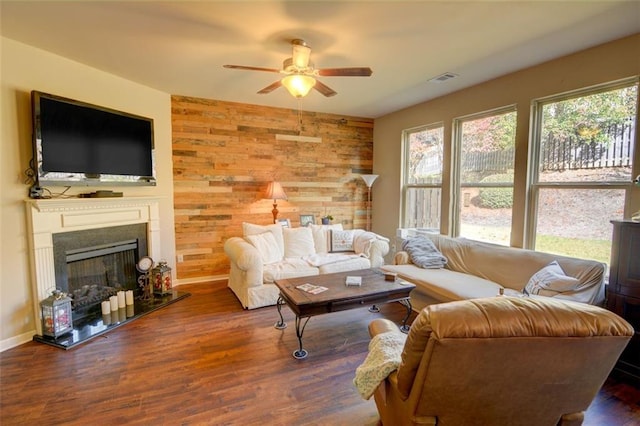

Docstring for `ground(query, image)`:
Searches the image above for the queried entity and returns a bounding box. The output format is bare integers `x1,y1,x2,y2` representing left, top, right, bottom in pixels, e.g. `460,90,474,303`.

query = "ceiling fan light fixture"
281,74,316,98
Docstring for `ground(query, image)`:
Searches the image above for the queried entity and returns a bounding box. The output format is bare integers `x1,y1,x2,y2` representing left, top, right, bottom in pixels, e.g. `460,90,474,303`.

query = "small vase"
321,218,330,225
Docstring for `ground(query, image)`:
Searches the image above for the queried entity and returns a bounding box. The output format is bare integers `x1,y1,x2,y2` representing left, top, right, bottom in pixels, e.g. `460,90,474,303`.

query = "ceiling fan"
223,39,373,98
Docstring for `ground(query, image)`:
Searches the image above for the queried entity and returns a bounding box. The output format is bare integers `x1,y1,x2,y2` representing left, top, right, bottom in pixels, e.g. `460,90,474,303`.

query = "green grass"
462,225,612,265
535,234,611,265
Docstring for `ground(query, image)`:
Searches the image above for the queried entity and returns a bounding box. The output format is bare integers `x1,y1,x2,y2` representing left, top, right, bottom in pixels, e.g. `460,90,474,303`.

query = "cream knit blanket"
353,331,407,400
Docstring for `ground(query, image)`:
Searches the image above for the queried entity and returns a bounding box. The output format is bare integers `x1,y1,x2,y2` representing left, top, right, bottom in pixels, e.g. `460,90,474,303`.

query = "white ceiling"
1,1,639,118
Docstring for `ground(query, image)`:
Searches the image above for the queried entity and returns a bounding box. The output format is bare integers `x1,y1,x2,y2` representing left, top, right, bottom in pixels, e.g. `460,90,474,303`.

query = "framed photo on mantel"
300,215,315,227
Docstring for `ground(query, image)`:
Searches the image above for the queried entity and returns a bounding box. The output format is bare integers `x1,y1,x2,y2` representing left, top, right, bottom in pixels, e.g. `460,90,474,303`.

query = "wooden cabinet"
607,220,640,382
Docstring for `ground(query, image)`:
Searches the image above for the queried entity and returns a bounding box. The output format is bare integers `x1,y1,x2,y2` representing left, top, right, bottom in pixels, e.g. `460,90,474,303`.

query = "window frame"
451,105,518,239
401,122,445,230
525,77,639,249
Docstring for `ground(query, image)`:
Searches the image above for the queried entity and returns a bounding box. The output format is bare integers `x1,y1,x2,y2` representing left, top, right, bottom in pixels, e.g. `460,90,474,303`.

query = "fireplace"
26,197,190,349
26,197,163,336
52,223,147,318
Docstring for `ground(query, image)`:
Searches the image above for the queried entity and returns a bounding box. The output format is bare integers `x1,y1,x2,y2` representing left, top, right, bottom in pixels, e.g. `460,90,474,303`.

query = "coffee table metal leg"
274,296,287,330
399,299,413,333
293,316,311,359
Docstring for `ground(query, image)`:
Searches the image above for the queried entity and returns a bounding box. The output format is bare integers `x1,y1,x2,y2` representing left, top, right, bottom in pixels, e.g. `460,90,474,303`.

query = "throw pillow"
309,223,344,253
242,222,284,258
283,227,316,258
401,237,447,269
245,232,283,264
524,260,580,296
330,229,355,253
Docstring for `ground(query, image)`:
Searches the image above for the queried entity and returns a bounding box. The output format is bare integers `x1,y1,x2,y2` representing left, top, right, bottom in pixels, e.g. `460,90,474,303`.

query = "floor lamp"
360,174,378,231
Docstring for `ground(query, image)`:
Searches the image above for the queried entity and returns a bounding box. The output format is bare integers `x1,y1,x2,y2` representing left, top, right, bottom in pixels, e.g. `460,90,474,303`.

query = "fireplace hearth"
34,290,190,349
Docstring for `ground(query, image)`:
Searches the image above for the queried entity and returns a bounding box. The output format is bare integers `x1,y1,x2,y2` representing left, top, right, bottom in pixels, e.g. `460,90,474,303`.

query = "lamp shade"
360,174,379,188
281,74,316,98
265,181,287,201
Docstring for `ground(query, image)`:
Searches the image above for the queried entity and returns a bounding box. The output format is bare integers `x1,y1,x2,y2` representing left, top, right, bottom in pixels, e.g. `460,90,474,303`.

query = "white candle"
125,290,134,306
109,295,118,311
101,301,111,315
117,291,126,308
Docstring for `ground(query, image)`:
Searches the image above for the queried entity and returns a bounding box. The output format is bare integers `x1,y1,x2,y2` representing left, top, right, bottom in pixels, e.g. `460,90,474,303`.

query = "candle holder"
152,261,173,296
40,290,73,338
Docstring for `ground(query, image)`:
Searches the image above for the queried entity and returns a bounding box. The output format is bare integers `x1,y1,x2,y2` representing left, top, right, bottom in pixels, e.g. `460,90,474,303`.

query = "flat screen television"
31,90,156,188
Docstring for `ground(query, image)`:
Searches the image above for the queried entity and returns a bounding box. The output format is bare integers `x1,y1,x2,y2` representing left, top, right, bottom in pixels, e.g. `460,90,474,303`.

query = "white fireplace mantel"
25,196,162,335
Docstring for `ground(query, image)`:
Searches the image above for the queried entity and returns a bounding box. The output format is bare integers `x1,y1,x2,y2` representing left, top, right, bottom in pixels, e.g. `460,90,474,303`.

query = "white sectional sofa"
224,222,390,309
381,231,606,311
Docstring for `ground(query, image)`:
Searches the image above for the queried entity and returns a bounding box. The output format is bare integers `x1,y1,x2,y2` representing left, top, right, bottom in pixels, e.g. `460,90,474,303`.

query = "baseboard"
1,330,35,352
174,274,228,286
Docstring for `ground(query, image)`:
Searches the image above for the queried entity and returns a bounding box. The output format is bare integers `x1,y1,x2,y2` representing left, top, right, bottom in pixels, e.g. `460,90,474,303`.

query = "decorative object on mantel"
265,181,288,223
40,289,73,338
361,174,379,231
321,214,333,225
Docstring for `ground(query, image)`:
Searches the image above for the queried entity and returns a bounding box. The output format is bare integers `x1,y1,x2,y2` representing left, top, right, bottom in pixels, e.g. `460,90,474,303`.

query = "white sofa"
224,222,390,309
381,232,606,312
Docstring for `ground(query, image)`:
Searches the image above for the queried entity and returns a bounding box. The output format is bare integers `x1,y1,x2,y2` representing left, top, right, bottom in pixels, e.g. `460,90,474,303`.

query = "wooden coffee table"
274,268,415,359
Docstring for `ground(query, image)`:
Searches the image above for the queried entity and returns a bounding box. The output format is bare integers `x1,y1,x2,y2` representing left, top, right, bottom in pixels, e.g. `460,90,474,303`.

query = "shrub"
478,173,513,209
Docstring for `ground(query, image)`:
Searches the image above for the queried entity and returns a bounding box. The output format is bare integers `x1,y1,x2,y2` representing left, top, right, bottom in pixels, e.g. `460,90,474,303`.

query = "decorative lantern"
40,290,73,338
152,261,172,295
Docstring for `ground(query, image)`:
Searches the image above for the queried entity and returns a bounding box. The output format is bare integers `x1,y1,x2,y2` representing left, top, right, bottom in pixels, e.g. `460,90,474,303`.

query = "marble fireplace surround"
25,197,162,336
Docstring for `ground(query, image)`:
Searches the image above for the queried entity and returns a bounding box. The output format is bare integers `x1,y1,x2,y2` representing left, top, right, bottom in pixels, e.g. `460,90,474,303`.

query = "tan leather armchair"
367,296,633,426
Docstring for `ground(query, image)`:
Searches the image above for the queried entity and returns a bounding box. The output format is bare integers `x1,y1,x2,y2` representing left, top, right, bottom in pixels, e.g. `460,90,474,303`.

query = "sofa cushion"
245,231,282,264
381,264,502,302
330,229,356,252
318,256,370,274
243,222,285,258
525,260,580,296
283,227,316,258
310,223,343,253
263,258,320,284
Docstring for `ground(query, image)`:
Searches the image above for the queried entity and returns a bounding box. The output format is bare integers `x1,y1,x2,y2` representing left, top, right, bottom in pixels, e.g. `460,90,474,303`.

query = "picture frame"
299,214,315,227
277,218,291,228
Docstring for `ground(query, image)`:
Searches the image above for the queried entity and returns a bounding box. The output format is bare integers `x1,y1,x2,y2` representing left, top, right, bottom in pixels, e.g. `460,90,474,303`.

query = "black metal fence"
457,121,635,174
540,121,634,171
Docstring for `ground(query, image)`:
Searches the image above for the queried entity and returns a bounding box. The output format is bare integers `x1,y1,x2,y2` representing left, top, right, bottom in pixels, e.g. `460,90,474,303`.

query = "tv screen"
31,91,156,187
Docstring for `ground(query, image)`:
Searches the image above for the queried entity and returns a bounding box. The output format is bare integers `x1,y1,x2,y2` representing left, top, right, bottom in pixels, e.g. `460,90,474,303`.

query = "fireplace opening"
52,223,148,319
66,239,139,317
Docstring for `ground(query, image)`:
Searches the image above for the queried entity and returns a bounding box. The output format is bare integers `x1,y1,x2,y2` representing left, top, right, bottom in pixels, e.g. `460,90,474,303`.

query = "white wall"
0,37,176,350
372,34,640,252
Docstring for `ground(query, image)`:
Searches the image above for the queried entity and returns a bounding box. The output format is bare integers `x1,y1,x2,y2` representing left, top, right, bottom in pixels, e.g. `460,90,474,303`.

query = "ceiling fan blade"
317,67,373,77
313,80,337,97
257,80,282,94
223,64,280,73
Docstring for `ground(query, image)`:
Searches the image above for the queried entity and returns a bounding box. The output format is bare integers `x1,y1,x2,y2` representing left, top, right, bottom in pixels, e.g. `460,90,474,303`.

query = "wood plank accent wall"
171,95,374,281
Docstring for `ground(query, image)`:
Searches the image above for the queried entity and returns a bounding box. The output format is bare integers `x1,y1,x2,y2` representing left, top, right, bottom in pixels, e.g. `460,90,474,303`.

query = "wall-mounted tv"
31,90,156,188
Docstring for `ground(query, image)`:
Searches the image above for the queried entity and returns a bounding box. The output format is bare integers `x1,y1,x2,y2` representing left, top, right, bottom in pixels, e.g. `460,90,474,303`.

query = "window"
453,107,517,245
528,79,638,265
402,124,444,231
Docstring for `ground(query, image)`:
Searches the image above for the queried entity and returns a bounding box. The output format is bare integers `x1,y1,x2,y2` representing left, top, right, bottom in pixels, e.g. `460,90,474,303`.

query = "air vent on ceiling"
428,72,459,83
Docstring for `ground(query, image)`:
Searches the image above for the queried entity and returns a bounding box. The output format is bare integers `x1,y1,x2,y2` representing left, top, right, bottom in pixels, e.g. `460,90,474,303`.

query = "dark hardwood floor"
1,281,639,425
